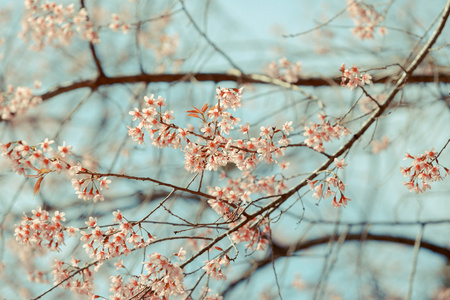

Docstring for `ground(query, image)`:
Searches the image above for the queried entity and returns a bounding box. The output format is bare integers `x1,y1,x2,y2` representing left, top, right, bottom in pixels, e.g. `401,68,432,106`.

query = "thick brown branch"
38,72,450,102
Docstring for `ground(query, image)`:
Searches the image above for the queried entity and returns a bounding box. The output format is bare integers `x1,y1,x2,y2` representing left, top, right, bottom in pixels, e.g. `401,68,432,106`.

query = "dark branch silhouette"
222,232,450,296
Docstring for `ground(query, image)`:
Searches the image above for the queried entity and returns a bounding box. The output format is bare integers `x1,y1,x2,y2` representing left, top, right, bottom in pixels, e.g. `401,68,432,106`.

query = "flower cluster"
128,87,293,173
307,158,351,208
0,84,42,120
106,253,187,299
80,211,156,262
72,176,111,202
21,1,99,50
14,207,68,251
339,64,372,90
109,13,130,34
141,252,186,298
230,217,270,250
1,139,111,201
266,57,302,83
303,114,351,153
1,139,72,177
203,255,230,280
400,148,449,193
347,0,387,40
51,259,97,296
207,172,288,220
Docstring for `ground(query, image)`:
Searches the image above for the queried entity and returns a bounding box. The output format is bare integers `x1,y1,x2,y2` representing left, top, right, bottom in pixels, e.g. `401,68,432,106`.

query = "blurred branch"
80,0,105,77
178,0,243,73
222,232,450,296
406,225,425,300
31,70,450,102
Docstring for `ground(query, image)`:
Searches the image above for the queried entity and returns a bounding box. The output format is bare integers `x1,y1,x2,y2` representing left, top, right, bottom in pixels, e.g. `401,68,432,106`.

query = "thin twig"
178,0,243,73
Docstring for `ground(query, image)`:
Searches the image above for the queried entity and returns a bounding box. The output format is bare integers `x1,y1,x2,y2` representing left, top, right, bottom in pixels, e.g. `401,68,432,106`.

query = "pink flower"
85,217,97,228
114,259,124,270
98,177,111,190
175,247,186,261
334,158,348,169
401,148,448,193
41,138,54,152
129,108,142,121
113,210,123,223
361,73,372,85
260,126,273,138
282,121,294,135
239,122,250,134
57,141,72,157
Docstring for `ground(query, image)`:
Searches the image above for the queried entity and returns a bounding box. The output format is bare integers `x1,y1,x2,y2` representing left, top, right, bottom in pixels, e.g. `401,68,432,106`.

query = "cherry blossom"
0,84,42,120
334,158,348,169
203,256,230,280
0,1,447,298
340,63,373,90
14,207,72,251
266,57,302,83
400,148,449,193
303,114,350,152
347,0,387,40
307,171,351,208
20,1,100,50
51,259,97,297
128,87,294,174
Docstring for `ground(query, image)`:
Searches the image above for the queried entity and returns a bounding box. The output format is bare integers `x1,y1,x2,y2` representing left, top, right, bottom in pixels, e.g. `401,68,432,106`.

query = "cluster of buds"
400,148,449,193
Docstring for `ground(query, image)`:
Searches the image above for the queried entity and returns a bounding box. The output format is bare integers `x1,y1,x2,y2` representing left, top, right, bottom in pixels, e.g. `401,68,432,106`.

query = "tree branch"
32,71,450,102
222,232,450,296
182,0,450,281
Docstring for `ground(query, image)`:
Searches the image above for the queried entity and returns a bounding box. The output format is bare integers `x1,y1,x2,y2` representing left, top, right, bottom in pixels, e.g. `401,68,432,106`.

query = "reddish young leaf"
187,113,201,118
34,177,44,196
193,106,203,114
